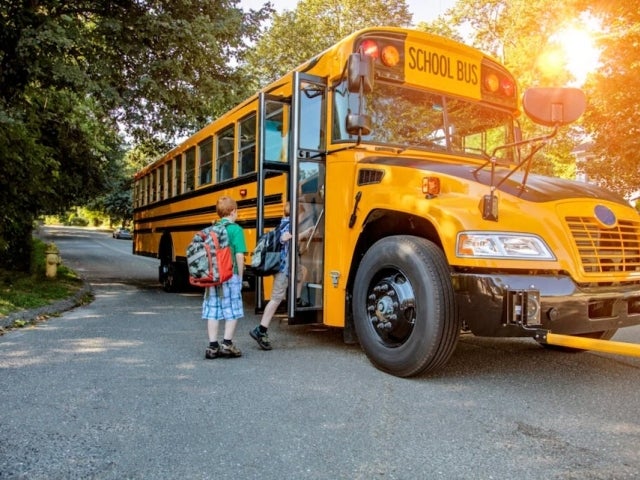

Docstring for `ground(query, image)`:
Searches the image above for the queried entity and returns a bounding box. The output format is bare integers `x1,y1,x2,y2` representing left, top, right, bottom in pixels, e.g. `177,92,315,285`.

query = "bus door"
256,93,291,311
288,72,327,323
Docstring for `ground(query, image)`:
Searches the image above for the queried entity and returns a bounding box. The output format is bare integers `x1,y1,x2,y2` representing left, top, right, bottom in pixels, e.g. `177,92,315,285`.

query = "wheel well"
343,209,443,338
347,209,443,293
159,232,173,262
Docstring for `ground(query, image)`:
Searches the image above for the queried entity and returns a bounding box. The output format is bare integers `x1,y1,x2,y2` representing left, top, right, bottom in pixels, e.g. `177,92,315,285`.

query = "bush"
0,238,83,317
66,216,89,226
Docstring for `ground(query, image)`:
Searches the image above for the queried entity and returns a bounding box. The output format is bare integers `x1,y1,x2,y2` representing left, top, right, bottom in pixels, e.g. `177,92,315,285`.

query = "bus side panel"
322,159,360,327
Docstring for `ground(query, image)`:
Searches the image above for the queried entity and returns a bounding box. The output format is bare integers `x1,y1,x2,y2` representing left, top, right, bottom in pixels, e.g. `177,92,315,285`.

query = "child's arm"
235,252,244,279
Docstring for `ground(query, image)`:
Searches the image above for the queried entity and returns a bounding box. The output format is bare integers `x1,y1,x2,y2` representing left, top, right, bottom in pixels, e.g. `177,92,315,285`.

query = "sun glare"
556,27,601,85
539,15,602,86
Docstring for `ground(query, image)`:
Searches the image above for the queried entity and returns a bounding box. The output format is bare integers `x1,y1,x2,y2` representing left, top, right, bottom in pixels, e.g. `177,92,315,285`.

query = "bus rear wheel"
160,261,178,292
352,236,460,377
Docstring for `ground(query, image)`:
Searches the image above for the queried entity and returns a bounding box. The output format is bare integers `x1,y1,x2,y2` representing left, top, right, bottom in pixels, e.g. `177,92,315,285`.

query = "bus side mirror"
346,113,372,135
348,52,374,94
522,87,586,127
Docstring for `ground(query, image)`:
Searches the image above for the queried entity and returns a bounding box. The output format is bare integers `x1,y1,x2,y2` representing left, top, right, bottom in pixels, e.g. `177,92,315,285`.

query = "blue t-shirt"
278,216,290,274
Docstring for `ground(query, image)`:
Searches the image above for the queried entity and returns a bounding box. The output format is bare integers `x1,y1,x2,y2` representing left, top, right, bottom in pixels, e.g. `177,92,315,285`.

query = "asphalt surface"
1,226,639,479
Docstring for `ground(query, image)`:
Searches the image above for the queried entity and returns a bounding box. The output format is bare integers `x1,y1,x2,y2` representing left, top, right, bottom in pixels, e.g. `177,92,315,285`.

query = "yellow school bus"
133,27,640,376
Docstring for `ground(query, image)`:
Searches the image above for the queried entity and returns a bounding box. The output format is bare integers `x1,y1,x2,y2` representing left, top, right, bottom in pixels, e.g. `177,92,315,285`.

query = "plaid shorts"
201,274,244,321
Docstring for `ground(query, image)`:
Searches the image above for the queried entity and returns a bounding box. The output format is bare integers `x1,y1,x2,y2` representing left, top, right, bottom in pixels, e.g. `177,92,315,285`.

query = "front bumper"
453,273,640,337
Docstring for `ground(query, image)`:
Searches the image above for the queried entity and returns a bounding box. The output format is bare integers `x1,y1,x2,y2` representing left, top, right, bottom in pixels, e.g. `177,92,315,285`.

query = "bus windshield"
333,81,515,161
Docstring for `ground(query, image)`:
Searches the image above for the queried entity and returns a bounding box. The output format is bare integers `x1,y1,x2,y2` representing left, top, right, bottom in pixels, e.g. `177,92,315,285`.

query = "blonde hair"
216,196,237,218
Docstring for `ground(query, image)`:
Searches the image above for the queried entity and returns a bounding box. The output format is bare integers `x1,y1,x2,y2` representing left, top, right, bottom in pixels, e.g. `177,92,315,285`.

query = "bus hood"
372,157,629,206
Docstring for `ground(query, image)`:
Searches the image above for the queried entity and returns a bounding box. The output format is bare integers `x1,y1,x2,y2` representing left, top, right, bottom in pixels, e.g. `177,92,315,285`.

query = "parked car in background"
113,228,132,240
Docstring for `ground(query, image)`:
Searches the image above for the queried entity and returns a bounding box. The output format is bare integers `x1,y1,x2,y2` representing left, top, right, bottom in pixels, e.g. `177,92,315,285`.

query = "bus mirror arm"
477,126,558,221
491,126,557,190
473,125,558,175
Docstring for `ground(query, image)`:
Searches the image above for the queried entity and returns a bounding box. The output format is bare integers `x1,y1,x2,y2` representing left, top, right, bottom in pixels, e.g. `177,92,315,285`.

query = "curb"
0,281,93,330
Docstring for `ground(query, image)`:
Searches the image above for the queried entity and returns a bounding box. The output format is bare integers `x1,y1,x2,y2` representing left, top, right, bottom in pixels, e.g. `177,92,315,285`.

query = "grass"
0,238,85,319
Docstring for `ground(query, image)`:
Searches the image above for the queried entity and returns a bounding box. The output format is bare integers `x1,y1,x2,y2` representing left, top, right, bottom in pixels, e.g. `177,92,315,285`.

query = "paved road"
1,226,639,479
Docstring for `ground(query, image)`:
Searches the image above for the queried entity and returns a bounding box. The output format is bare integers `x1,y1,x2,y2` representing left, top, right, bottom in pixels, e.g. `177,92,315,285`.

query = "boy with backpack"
250,201,313,351
203,196,247,359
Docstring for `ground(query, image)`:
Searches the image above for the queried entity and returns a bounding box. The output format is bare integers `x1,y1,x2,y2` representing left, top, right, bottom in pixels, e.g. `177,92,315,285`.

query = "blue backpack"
251,225,284,276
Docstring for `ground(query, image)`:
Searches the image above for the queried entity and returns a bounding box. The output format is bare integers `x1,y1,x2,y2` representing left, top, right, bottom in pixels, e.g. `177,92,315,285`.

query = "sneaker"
219,342,242,358
296,298,311,308
205,346,219,359
250,326,273,351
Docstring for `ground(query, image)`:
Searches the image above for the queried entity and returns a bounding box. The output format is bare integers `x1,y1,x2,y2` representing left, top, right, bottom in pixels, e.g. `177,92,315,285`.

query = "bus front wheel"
352,236,460,377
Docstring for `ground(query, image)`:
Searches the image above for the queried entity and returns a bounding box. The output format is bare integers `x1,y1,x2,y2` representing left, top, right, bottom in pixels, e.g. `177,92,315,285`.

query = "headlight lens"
456,232,555,260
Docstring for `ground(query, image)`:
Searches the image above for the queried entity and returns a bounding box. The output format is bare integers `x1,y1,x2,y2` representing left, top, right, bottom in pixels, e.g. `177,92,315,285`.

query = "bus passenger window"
145,175,151,205
158,165,164,200
217,125,234,181
264,102,289,163
239,114,256,175
167,160,173,198
150,170,156,202
185,147,196,192
175,155,182,195
199,137,213,186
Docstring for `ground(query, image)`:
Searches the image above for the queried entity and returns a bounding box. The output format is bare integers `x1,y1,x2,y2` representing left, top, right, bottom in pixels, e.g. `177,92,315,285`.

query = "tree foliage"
245,0,412,86
431,0,639,195
427,0,595,180
580,1,640,197
0,0,271,271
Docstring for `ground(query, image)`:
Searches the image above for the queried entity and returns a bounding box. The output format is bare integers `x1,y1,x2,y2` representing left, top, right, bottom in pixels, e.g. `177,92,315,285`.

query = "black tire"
161,261,179,292
158,234,179,292
352,236,460,377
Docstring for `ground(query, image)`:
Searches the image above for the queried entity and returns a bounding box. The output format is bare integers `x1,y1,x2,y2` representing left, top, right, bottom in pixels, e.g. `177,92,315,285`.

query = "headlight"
456,232,555,260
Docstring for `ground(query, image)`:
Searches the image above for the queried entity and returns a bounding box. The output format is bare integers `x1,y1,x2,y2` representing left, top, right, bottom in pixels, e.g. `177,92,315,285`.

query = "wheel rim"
161,262,174,290
366,270,416,347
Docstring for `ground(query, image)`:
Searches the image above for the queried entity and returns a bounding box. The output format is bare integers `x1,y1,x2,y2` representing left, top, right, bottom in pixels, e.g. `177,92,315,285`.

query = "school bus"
133,27,640,377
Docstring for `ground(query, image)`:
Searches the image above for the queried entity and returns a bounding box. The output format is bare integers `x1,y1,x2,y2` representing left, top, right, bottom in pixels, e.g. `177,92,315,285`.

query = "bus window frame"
198,136,213,187
157,163,164,201
216,124,235,182
263,101,290,164
175,154,183,196
167,158,173,198
238,112,257,176
184,146,196,192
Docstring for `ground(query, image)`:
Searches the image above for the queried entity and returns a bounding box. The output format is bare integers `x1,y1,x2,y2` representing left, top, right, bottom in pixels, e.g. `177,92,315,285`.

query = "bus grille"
566,216,640,273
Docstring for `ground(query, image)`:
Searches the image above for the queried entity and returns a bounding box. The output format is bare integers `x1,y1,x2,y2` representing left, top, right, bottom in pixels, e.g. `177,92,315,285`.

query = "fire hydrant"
45,243,61,278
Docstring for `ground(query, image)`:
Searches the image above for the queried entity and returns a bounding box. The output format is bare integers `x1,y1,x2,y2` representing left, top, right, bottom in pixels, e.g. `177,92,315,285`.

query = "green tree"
0,0,271,271
246,0,412,86
580,1,640,196
436,0,593,179
89,143,161,227
433,0,640,196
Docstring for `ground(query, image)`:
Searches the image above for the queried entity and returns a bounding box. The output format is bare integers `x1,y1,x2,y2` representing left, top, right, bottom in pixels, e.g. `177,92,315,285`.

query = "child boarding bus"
133,27,640,377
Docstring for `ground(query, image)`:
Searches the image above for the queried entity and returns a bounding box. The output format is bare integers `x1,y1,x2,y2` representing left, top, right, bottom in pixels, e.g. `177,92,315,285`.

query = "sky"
239,0,457,24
